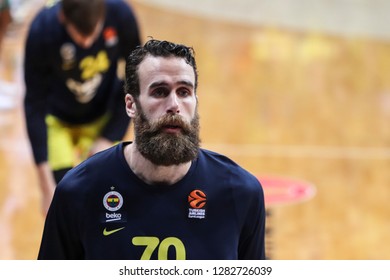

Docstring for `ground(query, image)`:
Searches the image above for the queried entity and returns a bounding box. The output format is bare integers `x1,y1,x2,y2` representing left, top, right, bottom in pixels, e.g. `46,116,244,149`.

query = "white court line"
203,143,390,160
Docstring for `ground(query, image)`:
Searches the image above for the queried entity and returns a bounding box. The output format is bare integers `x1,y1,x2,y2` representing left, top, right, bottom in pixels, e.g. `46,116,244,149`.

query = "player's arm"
98,0,141,143
24,14,56,214
36,162,56,215
24,14,51,166
237,177,267,260
38,177,84,260
116,0,142,59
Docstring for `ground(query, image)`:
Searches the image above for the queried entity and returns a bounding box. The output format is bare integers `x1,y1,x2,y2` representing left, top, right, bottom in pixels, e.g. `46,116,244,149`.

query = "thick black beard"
133,108,200,166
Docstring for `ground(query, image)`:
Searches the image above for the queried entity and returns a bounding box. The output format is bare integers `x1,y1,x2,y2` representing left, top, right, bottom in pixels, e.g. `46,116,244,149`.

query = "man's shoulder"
32,1,59,22
106,0,132,12
199,148,230,160
29,2,60,36
74,143,123,172
199,148,242,169
105,0,137,23
198,149,262,196
57,143,123,191
199,149,258,180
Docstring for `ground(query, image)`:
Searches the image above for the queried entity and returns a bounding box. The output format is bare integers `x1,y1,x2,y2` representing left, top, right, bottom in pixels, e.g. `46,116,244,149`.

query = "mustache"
139,113,194,135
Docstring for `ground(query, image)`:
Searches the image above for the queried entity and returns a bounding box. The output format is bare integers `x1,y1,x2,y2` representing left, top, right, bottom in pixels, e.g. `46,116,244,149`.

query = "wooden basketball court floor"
1,1,390,260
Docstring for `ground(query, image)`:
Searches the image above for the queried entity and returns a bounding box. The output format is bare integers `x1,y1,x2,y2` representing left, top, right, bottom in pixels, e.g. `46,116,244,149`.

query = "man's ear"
125,94,137,117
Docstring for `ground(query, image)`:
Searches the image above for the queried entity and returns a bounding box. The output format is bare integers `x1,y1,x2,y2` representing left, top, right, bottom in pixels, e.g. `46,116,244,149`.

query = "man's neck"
124,142,192,185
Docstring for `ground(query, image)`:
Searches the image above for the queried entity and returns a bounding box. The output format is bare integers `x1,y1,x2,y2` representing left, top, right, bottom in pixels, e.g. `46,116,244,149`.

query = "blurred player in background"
23,0,141,215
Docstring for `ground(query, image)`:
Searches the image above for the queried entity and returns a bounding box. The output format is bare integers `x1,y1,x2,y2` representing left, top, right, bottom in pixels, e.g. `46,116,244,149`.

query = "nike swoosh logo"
103,227,125,236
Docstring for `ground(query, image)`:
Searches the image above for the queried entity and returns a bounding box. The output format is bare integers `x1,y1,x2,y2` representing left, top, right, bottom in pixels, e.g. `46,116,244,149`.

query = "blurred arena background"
0,0,389,259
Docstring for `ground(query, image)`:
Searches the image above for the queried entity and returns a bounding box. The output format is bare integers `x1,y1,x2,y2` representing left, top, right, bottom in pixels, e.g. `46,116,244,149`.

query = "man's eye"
152,88,167,97
178,89,191,97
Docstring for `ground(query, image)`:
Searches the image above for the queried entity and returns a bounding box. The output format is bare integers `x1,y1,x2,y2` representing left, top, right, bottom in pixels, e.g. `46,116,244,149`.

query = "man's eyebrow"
149,80,194,89
177,80,194,89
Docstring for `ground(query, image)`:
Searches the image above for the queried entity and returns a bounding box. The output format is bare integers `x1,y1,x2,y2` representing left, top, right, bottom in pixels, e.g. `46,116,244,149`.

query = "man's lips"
162,125,182,133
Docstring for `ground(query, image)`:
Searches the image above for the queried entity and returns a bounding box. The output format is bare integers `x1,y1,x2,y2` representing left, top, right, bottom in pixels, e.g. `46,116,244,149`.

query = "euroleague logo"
188,190,207,208
103,27,118,47
188,190,207,219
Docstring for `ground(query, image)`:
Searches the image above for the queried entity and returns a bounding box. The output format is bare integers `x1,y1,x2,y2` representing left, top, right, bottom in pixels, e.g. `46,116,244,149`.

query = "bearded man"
38,39,266,260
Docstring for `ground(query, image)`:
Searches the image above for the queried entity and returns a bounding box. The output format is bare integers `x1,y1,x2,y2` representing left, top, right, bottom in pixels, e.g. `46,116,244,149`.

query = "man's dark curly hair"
125,39,198,98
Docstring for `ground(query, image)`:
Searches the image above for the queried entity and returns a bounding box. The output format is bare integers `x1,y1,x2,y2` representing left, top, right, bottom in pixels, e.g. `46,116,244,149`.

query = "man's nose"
166,93,180,114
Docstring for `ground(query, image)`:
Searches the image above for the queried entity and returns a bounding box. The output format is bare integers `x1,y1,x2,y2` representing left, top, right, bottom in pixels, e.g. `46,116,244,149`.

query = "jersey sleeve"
23,13,51,164
100,0,141,141
237,176,267,260
38,170,85,259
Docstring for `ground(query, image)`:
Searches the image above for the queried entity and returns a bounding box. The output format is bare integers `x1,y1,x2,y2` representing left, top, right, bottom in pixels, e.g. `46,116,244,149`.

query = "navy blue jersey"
24,0,141,164
38,142,266,260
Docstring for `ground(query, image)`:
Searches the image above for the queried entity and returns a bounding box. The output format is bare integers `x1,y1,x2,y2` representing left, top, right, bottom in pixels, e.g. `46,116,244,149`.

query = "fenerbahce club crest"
188,189,207,219
103,188,125,222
